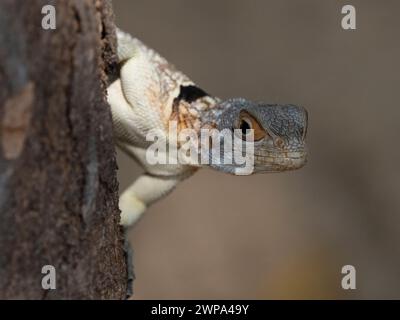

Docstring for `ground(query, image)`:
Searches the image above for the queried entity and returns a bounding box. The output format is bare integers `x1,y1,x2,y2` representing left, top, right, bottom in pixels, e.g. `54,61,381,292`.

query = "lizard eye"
237,111,267,141
239,118,252,135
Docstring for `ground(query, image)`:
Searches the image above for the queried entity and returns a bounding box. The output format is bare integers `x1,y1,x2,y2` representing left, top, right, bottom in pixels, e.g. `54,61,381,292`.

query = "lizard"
107,29,308,227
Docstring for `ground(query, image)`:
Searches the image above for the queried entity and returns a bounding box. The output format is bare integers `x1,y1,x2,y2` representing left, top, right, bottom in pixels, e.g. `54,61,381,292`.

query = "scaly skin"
107,29,308,227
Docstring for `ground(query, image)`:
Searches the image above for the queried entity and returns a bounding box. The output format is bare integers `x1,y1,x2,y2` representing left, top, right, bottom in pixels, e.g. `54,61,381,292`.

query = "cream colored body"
107,30,196,226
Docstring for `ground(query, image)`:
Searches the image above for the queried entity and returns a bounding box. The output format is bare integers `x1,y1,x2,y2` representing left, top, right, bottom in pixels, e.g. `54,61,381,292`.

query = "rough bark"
0,0,127,299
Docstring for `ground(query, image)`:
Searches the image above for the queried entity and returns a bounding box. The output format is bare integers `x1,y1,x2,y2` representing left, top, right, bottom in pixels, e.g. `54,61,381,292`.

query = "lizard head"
207,98,308,174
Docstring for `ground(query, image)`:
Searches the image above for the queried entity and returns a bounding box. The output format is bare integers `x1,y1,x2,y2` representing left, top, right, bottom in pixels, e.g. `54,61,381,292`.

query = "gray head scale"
208,98,308,174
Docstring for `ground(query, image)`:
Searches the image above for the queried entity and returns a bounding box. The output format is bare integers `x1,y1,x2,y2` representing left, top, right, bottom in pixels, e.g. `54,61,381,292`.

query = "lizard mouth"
253,150,307,173
208,149,307,175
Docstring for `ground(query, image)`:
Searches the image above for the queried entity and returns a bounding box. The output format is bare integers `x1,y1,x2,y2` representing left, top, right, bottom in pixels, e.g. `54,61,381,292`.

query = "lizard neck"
169,93,224,134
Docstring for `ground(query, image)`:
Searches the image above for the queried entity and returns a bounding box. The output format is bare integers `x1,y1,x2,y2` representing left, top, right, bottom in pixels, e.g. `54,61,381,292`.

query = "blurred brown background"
113,0,400,299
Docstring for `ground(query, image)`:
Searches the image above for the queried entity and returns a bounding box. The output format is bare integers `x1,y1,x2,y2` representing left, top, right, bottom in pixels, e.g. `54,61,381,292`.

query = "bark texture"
0,0,127,299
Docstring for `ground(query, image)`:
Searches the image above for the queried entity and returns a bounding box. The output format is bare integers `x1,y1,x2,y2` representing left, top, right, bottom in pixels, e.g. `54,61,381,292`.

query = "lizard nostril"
275,138,285,149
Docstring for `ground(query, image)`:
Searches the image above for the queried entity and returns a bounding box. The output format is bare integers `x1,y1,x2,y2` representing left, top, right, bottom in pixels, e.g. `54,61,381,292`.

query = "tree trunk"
0,0,127,299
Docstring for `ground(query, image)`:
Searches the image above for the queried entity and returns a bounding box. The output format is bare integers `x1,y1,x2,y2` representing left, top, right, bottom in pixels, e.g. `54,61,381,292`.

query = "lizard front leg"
108,30,194,227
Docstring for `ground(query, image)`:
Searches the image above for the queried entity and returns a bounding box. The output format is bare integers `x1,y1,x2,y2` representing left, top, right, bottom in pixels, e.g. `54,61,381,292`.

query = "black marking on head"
176,85,208,103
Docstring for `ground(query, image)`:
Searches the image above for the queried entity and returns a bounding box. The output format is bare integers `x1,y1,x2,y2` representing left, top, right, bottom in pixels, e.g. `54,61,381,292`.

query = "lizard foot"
119,192,146,227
